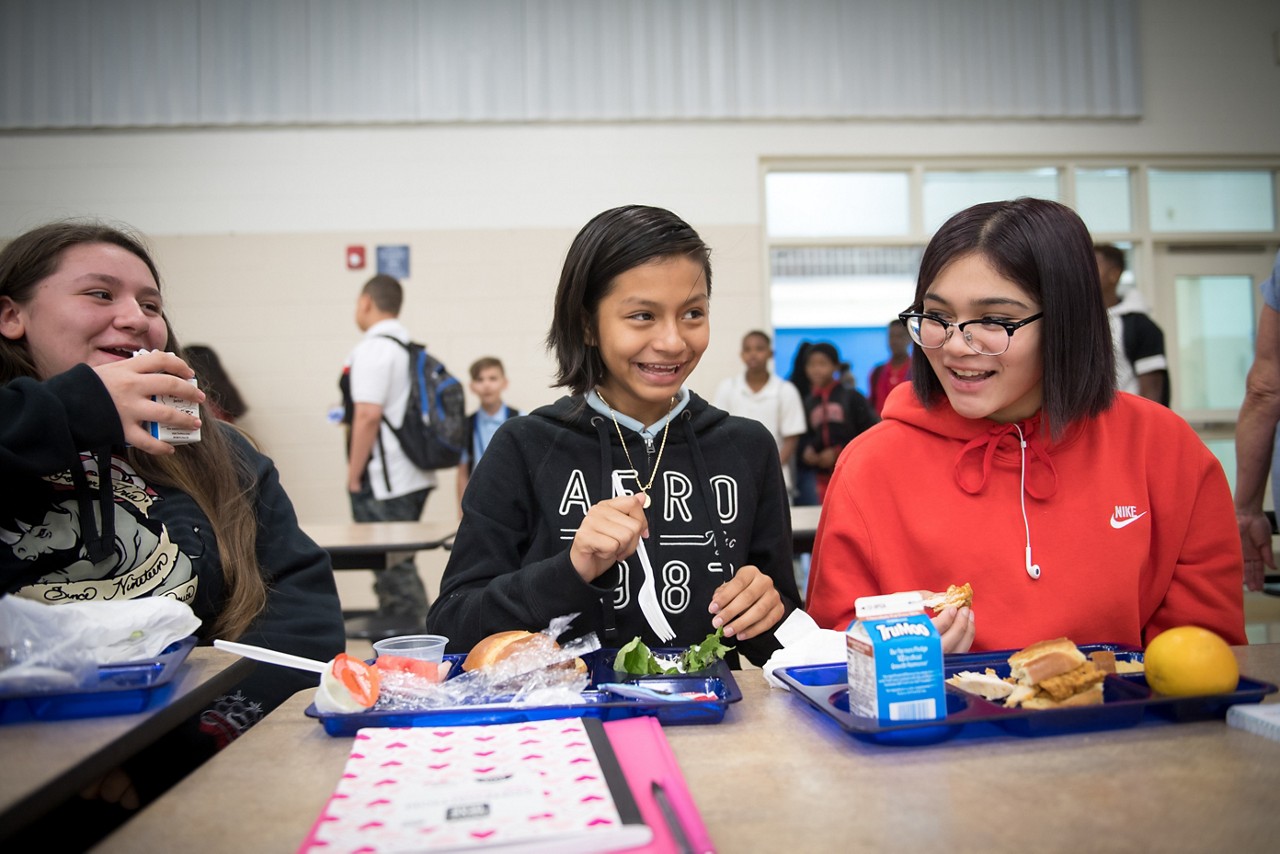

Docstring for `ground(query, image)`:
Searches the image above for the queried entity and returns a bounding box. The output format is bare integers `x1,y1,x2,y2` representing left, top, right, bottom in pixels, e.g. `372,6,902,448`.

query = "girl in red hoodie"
805,199,1246,652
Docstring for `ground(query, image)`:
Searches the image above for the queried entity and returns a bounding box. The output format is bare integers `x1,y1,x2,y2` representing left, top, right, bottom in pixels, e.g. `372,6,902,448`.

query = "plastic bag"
0,595,202,696
373,614,602,711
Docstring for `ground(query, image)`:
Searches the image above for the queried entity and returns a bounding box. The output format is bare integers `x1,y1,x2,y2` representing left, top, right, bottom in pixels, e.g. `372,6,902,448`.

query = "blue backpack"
379,336,467,473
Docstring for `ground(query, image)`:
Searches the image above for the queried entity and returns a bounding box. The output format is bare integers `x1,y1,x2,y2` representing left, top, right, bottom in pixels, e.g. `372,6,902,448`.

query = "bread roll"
461,631,554,672
1008,637,1086,685
461,630,587,675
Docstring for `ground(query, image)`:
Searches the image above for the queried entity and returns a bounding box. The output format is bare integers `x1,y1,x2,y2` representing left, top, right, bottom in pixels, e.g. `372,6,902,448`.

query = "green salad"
612,628,733,675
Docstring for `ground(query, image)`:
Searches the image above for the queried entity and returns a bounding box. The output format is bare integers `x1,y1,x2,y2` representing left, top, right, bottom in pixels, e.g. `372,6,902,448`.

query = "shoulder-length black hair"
908,198,1115,435
546,205,711,395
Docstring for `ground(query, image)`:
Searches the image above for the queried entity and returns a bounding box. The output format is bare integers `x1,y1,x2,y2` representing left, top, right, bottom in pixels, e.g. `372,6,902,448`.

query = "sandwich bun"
462,630,587,675
1020,682,1104,710
1008,637,1086,685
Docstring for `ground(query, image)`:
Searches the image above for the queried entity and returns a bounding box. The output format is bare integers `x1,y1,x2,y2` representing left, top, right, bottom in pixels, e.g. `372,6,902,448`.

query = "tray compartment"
0,635,198,724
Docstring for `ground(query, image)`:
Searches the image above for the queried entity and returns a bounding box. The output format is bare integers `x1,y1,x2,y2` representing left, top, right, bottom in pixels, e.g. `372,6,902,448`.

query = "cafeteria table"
94,644,1280,853
790,504,822,553
301,520,457,640
0,647,253,842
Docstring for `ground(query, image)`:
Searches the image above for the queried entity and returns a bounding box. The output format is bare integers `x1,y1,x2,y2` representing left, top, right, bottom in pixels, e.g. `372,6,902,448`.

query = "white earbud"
1026,547,1041,580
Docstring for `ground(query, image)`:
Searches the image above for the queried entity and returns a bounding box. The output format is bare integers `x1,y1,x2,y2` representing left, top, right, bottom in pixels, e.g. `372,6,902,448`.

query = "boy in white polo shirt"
714,330,806,498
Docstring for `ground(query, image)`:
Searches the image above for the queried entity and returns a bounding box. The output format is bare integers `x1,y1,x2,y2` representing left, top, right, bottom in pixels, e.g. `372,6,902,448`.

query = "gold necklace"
597,391,675,509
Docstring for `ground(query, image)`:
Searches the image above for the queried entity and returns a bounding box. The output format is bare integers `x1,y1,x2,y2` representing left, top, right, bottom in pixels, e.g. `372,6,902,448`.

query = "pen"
651,780,695,854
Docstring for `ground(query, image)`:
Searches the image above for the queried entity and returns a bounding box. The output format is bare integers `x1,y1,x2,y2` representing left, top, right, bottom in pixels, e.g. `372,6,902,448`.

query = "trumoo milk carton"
846,592,946,722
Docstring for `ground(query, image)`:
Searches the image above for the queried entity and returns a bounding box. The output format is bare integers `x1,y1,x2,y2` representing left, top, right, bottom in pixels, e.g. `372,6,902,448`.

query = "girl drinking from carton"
0,221,344,838
428,205,800,666
804,199,1245,653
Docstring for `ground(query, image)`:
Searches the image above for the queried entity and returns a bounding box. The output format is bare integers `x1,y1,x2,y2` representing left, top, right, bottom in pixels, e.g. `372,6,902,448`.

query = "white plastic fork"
213,639,328,673
612,470,676,642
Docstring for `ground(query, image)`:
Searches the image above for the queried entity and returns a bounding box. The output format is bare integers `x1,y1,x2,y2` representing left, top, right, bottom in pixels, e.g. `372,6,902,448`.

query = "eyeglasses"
897,311,1044,357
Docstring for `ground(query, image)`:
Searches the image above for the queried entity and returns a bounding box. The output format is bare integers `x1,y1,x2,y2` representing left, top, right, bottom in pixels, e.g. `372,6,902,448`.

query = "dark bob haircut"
546,205,711,396
908,198,1115,436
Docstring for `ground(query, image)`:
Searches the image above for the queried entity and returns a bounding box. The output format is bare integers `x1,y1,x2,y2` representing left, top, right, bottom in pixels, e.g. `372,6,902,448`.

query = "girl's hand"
708,565,784,641
570,493,648,583
93,352,204,456
801,446,820,466
930,604,976,653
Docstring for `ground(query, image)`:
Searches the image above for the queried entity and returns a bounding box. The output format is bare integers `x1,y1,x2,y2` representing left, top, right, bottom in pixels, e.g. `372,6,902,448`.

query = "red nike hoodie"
806,383,1246,649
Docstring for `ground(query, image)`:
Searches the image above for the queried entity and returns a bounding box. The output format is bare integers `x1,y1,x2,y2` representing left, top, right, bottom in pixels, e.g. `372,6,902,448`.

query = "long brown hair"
0,221,266,639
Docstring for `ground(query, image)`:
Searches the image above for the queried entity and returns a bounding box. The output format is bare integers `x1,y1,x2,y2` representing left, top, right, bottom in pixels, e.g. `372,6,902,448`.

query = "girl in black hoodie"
428,206,800,666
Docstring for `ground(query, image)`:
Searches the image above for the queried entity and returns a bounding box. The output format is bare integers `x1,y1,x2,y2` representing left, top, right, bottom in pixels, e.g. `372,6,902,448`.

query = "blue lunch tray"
0,635,198,724
305,648,742,736
778,643,1278,746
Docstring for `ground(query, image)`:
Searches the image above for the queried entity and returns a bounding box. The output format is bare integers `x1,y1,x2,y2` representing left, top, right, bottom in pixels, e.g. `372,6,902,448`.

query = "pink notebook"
604,717,716,854
298,717,651,853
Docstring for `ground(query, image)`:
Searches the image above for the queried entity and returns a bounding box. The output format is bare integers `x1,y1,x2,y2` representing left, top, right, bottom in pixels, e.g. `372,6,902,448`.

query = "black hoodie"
428,392,800,666
1,366,344,764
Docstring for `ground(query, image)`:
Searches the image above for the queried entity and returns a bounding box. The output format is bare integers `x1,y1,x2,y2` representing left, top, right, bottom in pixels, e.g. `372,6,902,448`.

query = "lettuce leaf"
679,627,733,673
613,636,668,675
612,629,733,675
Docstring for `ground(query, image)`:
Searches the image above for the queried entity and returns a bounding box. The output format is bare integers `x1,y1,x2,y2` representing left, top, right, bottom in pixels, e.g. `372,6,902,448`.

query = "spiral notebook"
298,717,651,853
1226,702,1280,742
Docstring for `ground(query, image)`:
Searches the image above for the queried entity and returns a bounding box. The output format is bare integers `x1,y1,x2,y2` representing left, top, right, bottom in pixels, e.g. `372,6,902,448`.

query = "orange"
1143,626,1239,697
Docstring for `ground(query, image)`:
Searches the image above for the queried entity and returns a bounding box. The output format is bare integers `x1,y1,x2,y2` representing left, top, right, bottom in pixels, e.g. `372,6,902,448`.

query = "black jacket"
428,392,800,666
1,365,345,742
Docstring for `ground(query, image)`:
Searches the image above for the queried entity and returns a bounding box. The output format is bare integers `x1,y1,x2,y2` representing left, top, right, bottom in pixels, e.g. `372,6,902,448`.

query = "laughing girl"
428,205,799,666
805,198,1245,652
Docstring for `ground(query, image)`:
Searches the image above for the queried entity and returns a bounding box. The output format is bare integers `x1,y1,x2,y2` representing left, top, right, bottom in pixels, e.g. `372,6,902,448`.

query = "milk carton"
846,592,946,722
146,377,201,445
133,349,202,445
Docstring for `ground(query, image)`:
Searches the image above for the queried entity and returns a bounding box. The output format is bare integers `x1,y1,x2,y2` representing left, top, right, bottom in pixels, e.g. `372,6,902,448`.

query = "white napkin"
761,608,846,689
0,595,202,693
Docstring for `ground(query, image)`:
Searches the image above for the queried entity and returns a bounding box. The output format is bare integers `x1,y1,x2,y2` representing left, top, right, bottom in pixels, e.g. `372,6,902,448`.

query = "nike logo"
1110,511,1147,529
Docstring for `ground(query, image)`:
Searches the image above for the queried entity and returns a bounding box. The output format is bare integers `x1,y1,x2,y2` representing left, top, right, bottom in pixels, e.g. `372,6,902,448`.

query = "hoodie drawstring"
955,422,1053,581
70,449,116,564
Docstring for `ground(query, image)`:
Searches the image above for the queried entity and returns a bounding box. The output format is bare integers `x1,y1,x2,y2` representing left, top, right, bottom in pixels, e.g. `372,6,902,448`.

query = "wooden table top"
94,645,1280,853
0,647,252,840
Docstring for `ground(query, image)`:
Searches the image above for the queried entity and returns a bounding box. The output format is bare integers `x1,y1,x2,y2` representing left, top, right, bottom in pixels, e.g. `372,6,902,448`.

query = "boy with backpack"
340,274,436,629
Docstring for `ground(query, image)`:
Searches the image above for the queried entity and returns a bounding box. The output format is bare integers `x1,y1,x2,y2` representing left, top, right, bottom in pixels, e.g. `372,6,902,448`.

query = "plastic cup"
372,634,448,663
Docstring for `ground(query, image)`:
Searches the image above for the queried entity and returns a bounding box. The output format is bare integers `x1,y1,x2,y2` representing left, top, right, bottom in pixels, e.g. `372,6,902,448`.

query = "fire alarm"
346,245,366,270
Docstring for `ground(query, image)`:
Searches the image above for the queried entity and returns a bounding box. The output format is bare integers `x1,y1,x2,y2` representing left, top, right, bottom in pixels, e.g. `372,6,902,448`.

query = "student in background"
0,221,344,846
428,205,799,666
340,274,434,626
787,341,819,506
1095,243,1170,405
456,356,522,515
868,320,912,415
183,343,248,424
805,199,1244,652
799,342,878,504
1234,249,1280,593
713,329,806,500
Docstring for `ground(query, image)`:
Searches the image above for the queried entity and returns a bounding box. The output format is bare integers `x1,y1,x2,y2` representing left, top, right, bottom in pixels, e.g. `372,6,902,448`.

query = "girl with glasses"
805,198,1245,652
